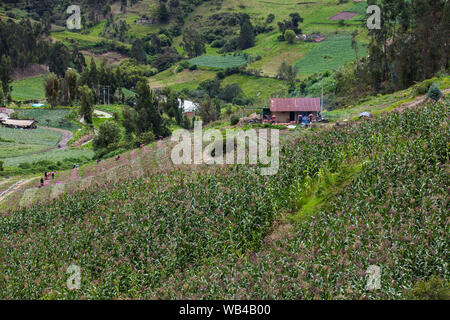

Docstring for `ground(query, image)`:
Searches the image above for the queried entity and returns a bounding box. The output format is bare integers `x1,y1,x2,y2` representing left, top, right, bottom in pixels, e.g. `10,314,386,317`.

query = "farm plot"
11,75,46,101
294,34,368,76
329,11,359,20
0,127,62,159
17,108,79,131
188,55,249,69
2,149,94,167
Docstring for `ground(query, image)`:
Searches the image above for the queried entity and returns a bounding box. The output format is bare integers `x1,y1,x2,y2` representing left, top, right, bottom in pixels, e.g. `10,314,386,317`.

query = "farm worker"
44,172,48,180
97,158,101,164
40,178,44,188
73,164,76,169
51,172,55,179
308,114,313,123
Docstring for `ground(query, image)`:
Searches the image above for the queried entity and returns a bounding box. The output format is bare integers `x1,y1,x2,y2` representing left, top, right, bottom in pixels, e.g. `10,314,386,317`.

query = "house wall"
272,112,291,123
271,111,319,123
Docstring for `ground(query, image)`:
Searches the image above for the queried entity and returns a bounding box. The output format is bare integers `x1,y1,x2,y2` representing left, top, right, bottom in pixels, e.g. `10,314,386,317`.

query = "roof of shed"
270,98,321,112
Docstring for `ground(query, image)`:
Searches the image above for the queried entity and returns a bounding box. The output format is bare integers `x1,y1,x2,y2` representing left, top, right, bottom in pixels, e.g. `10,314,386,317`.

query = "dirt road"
39,126,73,150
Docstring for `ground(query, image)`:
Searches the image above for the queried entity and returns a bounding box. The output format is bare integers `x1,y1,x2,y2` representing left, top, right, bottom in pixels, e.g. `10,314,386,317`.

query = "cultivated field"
188,55,249,69
294,34,368,76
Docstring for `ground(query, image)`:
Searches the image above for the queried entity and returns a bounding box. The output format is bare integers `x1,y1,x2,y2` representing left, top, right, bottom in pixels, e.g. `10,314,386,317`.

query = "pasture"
294,34,368,76
16,108,79,131
11,75,46,101
0,127,61,159
188,55,249,69
2,148,94,167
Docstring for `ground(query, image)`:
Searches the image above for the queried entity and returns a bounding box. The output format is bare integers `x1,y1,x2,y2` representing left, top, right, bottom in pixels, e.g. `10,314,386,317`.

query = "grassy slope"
0,127,61,160
0,90,447,299
11,75,46,101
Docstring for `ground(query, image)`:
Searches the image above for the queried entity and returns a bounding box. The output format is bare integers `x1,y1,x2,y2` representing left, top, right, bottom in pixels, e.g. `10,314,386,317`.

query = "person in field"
40,177,44,188
51,172,55,179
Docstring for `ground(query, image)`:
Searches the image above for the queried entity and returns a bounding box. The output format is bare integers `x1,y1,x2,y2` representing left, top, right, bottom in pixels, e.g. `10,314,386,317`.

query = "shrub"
284,30,296,44
230,115,240,125
140,131,155,144
93,120,122,150
406,275,450,300
427,83,443,102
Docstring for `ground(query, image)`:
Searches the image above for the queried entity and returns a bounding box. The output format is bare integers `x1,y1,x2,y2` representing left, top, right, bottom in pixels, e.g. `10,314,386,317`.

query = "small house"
270,98,321,124
179,99,199,118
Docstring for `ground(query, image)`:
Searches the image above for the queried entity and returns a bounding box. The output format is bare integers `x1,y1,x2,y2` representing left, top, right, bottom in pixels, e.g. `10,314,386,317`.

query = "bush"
414,79,434,96
427,83,443,102
93,120,122,150
406,275,450,300
230,115,240,125
284,30,296,44
140,131,155,144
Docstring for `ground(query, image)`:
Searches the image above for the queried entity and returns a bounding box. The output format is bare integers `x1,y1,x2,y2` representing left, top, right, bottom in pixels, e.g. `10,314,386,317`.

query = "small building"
1,119,37,129
270,97,321,124
179,99,199,118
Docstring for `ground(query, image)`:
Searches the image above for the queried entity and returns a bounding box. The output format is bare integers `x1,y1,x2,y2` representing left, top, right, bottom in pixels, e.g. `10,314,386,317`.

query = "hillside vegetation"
0,96,448,299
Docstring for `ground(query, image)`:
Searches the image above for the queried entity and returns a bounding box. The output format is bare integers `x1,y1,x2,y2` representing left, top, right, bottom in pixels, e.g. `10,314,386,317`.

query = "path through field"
0,178,35,203
39,126,74,149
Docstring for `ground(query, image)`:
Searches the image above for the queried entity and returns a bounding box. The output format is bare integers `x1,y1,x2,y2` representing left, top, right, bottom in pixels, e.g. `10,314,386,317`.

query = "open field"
16,108,79,131
11,75,46,101
294,34,368,76
149,68,216,90
2,148,94,168
188,55,249,69
221,74,287,106
0,127,62,159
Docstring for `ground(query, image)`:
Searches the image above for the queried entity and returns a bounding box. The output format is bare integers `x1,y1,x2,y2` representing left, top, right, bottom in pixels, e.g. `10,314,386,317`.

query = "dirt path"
39,126,74,150
0,178,35,203
393,88,450,113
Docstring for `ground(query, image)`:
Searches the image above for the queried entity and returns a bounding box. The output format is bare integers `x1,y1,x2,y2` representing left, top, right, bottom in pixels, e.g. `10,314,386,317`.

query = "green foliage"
139,131,155,145
182,27,206,58
406,276,450,300
44,73,60,108
427,83,443,102
230,114,240,125
17,108,79,131
294,35,368,76
188,55,249,69
0,101,448,298
79,85,94,124
93,120,121,150
284,30,296,44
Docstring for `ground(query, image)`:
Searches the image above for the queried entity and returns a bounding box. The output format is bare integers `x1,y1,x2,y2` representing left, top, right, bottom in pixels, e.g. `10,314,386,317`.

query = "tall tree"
65,69,78,106
79,85,94,124
181,28,206,58
131,39,147,64
0,55,12,104
44,73,60,108
135,80,168,137
48,43,71,78
238,17,255,50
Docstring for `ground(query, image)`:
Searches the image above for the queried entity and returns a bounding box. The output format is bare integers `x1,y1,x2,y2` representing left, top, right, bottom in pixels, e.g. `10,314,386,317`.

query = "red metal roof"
270,98,321,112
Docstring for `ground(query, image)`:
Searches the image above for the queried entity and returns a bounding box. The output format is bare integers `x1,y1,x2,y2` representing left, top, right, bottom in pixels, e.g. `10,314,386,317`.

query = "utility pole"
321,80,324,114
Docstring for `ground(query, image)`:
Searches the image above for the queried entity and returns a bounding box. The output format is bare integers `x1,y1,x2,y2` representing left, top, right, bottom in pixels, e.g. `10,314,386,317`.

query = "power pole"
321,80,324,114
